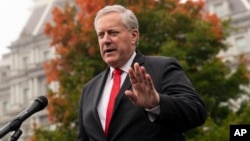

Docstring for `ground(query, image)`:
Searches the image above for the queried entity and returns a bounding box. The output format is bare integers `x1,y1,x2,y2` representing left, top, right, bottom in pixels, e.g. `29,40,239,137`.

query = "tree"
31,0,249,140
31,1,110,140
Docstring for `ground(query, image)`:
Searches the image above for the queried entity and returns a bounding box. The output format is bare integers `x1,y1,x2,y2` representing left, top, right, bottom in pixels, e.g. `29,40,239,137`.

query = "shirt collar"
110,51,136,75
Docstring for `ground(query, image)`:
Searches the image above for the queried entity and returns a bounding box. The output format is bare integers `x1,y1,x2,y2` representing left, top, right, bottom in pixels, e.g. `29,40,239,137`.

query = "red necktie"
105,69,122,136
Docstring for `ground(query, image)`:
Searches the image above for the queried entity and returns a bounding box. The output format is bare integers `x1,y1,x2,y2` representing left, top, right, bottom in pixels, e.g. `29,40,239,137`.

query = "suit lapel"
113,75,131,111
91,52,145,135
91,68,110,135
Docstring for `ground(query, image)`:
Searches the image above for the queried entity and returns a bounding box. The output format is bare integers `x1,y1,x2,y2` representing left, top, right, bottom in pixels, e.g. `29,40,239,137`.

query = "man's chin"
105,59,120,68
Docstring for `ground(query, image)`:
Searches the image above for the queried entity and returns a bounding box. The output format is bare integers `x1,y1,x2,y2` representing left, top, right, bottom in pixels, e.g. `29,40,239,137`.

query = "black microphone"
0,96,48,138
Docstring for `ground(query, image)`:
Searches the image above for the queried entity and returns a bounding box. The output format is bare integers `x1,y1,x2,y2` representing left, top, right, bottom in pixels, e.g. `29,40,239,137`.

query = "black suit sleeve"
150,57,207,132
77,89,90,141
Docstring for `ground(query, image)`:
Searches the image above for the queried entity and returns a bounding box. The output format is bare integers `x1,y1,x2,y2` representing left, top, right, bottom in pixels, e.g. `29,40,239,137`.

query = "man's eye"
109,31,119,36
98,33,104,38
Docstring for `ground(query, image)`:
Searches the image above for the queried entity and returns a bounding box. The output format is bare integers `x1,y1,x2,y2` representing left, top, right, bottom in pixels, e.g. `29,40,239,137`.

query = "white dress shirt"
97,52,136,130
97,52,160,130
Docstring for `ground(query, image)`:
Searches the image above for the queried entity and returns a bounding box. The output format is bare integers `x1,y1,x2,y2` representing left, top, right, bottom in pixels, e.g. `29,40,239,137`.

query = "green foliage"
32,2,105,141
187,117,230,141
32,126,77,141
186,101,250,141
234,102,250,124
33,0,250,140
136,0,249,124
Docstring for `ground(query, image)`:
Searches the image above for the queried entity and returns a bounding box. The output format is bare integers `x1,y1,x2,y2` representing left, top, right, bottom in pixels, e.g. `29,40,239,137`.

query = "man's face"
95,12,138,68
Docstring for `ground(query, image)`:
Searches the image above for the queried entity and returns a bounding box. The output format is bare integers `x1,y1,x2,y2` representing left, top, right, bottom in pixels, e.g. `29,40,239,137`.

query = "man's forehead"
96,23,127,33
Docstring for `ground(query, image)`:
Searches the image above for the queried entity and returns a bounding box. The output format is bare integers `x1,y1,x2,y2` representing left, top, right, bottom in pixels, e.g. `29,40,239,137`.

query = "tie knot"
113,68,122,75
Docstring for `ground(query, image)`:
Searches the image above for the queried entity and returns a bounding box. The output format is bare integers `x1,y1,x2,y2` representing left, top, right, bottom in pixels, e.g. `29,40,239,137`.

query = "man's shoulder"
136,51,177,63
141,55,183,72
144,55,178,64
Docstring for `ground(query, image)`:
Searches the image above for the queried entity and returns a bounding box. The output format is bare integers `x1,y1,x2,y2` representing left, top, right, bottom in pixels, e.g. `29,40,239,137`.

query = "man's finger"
128,67,137,84
125,90,137,104
140,66,148,86
135,63,144,83
146,74,155,91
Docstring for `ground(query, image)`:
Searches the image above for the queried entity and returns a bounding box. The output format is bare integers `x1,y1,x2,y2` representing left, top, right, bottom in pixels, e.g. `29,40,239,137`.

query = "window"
235,36,246,52
23,56,29,69
43,51,50,60
2,101,8,114
214,3,226,17
23,88,29,104
1,71,7,79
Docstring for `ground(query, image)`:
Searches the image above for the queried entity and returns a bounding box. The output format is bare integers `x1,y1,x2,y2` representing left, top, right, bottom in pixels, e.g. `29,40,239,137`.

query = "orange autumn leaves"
43,0,225,123
172,0,223,40
44,0,223,83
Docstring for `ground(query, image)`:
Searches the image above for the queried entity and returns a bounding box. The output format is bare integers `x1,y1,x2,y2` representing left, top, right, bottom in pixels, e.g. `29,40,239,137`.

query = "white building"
0,0,66,140
206,0,250,70
206,0,250,110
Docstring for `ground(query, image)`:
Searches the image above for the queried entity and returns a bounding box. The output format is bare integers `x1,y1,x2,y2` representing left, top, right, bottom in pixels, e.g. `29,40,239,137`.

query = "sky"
0,0,33,59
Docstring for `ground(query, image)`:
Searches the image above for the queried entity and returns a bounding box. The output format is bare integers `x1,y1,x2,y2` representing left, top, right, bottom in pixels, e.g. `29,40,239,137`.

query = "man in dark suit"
77,4,207,141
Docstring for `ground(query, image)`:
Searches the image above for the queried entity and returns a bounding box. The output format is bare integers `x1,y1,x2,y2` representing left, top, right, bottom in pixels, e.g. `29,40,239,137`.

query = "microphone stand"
10,129,22,141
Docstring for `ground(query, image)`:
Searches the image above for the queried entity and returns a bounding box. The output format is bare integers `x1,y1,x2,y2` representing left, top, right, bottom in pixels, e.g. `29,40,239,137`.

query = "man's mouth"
104,48,116,54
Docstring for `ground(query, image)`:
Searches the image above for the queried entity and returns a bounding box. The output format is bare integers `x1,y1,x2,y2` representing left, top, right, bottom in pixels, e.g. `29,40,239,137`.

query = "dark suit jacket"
78,52,207,141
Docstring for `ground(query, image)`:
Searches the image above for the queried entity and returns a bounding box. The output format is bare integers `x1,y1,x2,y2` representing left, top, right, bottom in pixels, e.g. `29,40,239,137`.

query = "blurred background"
0,0,249,141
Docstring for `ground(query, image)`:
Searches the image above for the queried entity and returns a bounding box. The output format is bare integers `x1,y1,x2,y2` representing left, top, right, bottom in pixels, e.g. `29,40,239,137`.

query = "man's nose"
102,33,111,43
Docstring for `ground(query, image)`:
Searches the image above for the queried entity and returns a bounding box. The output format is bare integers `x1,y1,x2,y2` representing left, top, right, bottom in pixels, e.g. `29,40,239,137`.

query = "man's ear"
131,29,139,45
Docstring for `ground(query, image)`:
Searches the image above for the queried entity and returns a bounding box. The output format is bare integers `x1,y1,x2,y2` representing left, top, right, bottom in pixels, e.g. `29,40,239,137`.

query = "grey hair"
94,5,139,32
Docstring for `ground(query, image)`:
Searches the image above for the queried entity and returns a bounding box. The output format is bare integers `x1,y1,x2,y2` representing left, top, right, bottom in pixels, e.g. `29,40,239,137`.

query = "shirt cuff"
145,105,160,122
